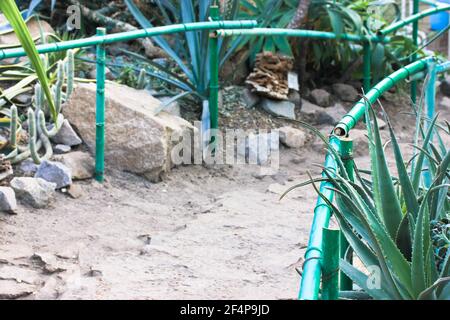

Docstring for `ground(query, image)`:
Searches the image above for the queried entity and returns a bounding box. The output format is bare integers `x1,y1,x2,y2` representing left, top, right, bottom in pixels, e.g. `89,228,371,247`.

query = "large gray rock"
10,177,56,209
50,119,82,146
54,151,94,180
0,187,17,212
310,89,331,107
332,83,359,102
63,83,195,182
35,160,72,189
278,126,307,148
260,99,296,120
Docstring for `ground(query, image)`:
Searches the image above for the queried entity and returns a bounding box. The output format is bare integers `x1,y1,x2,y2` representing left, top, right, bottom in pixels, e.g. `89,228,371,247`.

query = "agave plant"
124,0,245,101
283,99,450,299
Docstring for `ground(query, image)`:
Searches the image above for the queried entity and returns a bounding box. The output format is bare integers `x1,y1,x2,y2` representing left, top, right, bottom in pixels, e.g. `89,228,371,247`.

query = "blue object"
430,0,450,30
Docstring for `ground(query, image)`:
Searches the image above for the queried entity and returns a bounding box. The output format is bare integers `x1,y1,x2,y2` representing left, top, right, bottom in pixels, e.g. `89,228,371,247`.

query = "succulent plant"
283,100,450,300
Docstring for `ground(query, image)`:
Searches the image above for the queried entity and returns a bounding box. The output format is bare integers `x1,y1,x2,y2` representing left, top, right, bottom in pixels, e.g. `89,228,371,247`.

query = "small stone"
0,164,13,181
158,96,181,117
35,160,72,189
54,144,71,154
278,126,307,148
310,89,331,107
10,177,56,209
13,93,32,105
0,187,16,213
260,99,296,120
31,252,66,274
50,120,82,147
19,159,38,176
0,280,35,299
66,184,85,199
54,151,94,180
241,88,260,108
288,90,301,108
332,83,359,102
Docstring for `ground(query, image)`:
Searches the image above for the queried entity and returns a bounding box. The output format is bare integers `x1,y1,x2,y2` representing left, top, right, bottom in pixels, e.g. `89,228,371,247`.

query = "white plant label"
288,71,299,91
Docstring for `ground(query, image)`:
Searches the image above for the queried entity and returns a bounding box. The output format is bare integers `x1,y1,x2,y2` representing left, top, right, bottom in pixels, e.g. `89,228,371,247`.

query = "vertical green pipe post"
209,5,220,134
338,137,354,291
411,0,419,105
423,61,436,187
95,27,106,182
321,228,340,300
363,41,371,92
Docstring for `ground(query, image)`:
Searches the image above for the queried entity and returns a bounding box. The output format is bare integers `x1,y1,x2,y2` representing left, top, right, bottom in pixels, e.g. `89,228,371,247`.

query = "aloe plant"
283,100,450,300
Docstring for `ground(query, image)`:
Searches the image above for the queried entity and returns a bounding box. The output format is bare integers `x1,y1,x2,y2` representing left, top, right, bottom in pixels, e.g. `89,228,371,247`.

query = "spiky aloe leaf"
395,213,413,261
382,105,419,220
418,277,450,300
411,114,439,192
340,260,391,300
365,102,403,240
0,0,57,122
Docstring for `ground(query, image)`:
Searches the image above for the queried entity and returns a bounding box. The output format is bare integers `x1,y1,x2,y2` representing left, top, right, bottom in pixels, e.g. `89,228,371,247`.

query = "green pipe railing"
334,57,433,137
217,28,389,43
0,21,258,60
378,4,450,36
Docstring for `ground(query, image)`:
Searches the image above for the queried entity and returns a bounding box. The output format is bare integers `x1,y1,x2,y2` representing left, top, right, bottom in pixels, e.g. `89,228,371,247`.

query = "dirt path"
0,95,448,300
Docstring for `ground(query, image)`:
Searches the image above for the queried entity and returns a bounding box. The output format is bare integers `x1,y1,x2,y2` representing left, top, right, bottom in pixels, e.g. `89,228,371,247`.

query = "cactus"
9,105,17,149
54,61,64,114
28,108,53,164
137,68,147,90
28,108,40,164
35,82,44,113
7,51,75,165
4,105,19,160
66,49,75,98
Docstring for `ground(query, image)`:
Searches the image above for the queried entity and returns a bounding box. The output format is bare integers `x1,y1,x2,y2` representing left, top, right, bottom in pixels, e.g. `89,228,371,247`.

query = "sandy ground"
0,93,448,300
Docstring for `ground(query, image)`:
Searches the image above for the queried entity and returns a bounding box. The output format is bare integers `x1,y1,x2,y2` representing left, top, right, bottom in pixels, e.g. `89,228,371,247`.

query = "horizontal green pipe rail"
379,5,450,36
217,28,388,43
0,20,257,59
334,57,433,137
